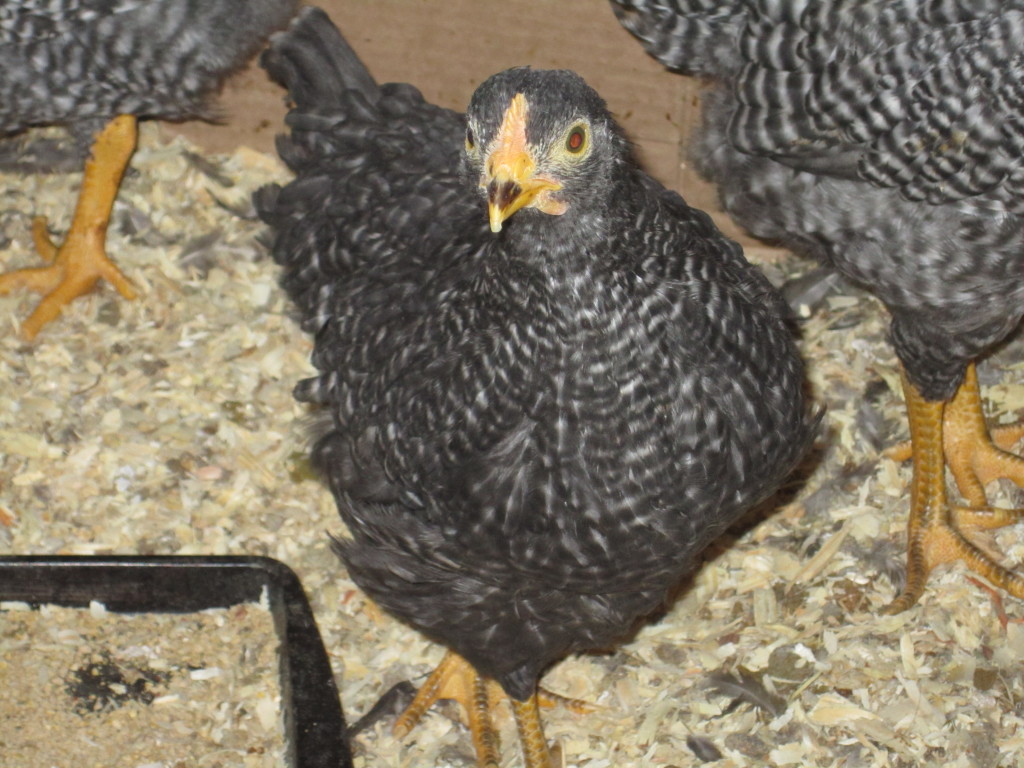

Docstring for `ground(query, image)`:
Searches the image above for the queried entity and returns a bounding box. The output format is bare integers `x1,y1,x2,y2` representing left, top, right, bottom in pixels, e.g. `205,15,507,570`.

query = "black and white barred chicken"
612,0,1024,612
0,0,296,338
256,7,815,767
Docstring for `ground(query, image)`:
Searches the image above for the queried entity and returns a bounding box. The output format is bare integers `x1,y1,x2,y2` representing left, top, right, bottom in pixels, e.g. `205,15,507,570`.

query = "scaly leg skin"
512,694,558,768
392,650,557,768
942,364,1024,506
885,369,1024,614
887,364,1024,505
0,114,138,340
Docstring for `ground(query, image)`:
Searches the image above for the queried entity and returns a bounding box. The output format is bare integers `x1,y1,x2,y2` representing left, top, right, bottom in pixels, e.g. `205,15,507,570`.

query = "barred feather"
0,0,296,134
257,8,815,702
612,0,1024,401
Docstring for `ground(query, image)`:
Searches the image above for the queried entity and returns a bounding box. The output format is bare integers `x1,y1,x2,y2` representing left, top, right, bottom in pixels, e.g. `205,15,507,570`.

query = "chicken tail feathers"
260,6,378,114
253,6,467,327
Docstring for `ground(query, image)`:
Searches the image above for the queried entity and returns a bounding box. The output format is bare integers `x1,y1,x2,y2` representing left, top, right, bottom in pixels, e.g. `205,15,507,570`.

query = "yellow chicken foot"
0,114,138,339
392,650,558,768
942,364,1024,506
511,695,556,768
885,369,1024,613
538,686,593,715
886,364,1024,505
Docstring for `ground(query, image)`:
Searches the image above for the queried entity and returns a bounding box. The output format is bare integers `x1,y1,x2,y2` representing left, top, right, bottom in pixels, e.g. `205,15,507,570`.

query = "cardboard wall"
164,0,755,246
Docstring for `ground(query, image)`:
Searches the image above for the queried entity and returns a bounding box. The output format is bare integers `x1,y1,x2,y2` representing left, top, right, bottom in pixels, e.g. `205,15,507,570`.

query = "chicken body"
613,0,1024,609
0,0,296,338
1,0,292,133
257,7,814,766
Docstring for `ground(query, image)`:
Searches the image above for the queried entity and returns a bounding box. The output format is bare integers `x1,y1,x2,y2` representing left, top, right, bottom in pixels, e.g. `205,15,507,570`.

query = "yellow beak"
483,92,563,233
486,161,562,233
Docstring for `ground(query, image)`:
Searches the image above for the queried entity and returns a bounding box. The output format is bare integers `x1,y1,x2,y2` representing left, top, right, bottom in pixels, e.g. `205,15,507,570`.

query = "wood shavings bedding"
1,123,1024,767
0,600,282,767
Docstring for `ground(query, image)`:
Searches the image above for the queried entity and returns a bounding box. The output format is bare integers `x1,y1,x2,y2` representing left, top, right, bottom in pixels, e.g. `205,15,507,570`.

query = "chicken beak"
483,92,562,233
486,164,562,233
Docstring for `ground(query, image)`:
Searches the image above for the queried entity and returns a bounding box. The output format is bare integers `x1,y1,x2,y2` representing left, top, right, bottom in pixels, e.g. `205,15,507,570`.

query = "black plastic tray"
0,554,352,768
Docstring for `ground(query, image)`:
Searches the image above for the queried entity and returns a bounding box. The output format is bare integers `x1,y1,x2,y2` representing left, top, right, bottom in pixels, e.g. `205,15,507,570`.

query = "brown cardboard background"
161,0,761,245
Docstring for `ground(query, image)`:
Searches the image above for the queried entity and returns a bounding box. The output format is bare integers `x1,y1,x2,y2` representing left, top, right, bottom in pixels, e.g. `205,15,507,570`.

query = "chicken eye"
566,125,587,154
465,126,475,150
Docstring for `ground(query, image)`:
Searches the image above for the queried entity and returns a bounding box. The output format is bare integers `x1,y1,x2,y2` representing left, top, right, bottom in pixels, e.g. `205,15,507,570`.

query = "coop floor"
2,126,1024,768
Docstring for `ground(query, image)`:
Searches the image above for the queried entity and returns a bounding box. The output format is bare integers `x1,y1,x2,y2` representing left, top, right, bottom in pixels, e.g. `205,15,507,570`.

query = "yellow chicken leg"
392,650,558,768
0,114,138,339
885,367,1024,613
942,364,1024,506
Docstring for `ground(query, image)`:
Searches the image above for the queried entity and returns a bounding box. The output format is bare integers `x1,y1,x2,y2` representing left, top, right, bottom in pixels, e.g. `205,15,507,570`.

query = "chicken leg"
0,114,138,340
885,365,1024,613
942,364,1024,505
392,650,556,768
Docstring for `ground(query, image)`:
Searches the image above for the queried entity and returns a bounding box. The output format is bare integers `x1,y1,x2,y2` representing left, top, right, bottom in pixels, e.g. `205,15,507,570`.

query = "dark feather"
1,0,297,135
612,0,1024,402
257,7,815,707
346,681,417,739
687,734,725,762
706,670,786,717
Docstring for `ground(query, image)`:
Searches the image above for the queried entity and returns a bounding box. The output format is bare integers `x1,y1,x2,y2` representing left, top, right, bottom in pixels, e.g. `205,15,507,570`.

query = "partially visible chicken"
0,0,296,339
257,8,815,767
612,0,1024,611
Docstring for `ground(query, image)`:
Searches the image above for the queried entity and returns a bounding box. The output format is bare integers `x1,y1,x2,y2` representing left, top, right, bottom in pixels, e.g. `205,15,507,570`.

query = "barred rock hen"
0,0,296,339
256,7,814,767
612,0,1024,612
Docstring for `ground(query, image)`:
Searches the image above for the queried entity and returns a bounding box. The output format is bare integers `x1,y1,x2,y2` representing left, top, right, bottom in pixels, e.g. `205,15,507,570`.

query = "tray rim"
0,554,352,768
